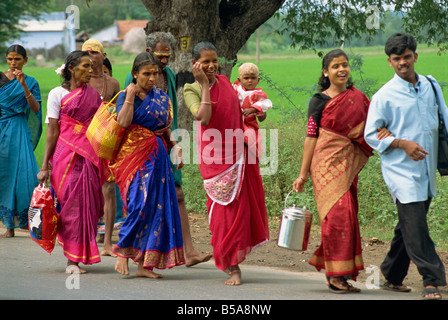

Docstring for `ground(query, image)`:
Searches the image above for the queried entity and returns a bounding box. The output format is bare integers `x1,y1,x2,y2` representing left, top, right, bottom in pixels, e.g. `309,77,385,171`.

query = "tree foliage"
399,0,448,52
0,0,51,47
278,0,448,55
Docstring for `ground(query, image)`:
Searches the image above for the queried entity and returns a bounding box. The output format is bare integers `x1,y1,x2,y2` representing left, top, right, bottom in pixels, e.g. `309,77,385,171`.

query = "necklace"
100,73,106,100
323,88,346,98
99,74,106,100
90,72,106,99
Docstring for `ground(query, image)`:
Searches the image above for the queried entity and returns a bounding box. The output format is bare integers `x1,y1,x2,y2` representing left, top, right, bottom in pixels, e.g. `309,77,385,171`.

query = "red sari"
197,75,269,271
308,87,372,279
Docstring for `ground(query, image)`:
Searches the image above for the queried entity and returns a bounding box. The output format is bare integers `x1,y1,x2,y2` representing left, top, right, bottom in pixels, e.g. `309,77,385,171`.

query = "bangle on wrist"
26,92,32,99
40,168,49,171
201,101,211,105
299,176,308,182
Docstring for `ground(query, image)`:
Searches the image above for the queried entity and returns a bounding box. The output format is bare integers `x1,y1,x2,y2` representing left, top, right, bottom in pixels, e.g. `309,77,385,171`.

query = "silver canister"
277,191,313,251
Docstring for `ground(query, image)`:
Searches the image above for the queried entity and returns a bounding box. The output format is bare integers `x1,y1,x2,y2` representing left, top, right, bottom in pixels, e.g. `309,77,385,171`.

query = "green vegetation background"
4,45,447,248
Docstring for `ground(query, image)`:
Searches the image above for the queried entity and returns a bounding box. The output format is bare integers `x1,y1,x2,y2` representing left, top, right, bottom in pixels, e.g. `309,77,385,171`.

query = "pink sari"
50,84,105,265
197,75,269,271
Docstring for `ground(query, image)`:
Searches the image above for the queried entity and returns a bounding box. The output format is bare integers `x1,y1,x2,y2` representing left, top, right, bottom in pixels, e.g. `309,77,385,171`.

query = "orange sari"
308,87,372,279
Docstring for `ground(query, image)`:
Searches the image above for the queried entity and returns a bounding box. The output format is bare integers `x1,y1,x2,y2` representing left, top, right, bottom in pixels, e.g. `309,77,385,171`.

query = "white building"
9,12,75,54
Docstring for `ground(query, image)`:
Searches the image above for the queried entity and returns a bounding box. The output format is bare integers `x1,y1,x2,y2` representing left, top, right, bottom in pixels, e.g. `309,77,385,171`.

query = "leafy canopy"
277,0,448,55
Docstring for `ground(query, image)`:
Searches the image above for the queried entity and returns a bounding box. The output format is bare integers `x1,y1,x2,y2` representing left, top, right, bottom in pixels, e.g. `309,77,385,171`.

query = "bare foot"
66,261,87,274
224,266,241,286
136,261,163,279
0,228,14,238
185,252,212,267
101,246,117,257
115,256,130,275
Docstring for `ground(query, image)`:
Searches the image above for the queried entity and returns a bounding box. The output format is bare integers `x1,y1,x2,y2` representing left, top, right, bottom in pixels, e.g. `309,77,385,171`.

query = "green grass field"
238,47,448,122
10,47,446,164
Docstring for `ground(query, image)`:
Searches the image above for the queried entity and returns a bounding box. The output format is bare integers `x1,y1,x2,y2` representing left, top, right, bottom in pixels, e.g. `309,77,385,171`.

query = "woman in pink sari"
37,51,106,274
183,42,269,286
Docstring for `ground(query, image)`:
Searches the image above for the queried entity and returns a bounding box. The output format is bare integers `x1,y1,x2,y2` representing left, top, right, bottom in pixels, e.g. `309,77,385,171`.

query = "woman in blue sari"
0,45,42,238
110,52,185,278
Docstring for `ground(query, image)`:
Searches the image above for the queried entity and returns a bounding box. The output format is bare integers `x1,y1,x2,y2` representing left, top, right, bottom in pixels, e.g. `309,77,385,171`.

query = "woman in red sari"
183,42,269,286
293,49,389,293
37,51,106,274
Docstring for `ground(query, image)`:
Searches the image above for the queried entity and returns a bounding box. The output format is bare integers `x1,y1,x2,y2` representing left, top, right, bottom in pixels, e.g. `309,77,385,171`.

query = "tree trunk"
140,0,285,130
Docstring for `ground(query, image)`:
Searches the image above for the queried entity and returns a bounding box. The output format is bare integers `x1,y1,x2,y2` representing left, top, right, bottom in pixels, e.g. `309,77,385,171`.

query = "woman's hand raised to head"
125,83,144,100
192,62,209,86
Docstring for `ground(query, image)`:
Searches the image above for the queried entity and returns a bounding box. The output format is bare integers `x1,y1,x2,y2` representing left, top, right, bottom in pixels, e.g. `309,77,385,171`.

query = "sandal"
328,283,348,294
381,281,411,292
346,282,361,293
422,287,442,300
327,277,361,294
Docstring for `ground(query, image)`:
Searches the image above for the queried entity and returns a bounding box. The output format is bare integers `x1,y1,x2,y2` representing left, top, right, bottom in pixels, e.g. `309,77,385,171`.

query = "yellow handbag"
86,91,125,160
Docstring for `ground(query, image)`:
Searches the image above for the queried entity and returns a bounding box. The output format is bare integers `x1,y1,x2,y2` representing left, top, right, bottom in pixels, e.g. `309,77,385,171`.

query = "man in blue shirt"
365,33,446,299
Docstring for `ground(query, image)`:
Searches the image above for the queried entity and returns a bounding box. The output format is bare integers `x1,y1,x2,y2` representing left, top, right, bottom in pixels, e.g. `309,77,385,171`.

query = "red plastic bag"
28,184,59,254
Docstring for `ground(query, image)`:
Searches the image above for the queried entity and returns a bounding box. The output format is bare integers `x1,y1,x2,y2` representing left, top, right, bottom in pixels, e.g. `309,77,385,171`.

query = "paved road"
1,228,421,304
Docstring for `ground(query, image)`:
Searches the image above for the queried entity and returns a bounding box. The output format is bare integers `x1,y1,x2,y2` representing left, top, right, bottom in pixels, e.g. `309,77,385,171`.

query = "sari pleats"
209,161,269,271
309,178,364,279
53,146,103,264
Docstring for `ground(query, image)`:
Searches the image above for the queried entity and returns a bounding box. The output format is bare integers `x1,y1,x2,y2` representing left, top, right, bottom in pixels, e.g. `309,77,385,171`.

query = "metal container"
277,191,313,251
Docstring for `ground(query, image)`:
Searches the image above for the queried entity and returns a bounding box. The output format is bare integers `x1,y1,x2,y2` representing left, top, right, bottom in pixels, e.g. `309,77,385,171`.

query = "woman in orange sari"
293,49,388,293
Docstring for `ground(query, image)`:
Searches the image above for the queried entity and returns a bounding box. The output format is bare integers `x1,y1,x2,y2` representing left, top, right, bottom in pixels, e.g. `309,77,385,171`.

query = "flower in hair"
55,64,66,75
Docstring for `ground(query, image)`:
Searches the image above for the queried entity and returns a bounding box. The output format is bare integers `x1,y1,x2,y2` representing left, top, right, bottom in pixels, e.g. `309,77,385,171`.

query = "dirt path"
188,212,448,295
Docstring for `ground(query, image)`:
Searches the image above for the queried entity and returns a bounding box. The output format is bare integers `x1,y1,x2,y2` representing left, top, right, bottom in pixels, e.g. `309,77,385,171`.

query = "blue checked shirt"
364,73,439,204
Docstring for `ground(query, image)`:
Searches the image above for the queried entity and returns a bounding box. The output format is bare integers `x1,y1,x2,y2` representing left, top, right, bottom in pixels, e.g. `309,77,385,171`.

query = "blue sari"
0,75,42,228
110,88,185,270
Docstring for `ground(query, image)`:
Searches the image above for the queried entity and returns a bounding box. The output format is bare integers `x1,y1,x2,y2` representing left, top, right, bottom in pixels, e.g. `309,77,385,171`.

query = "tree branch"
218,0,285,56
